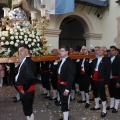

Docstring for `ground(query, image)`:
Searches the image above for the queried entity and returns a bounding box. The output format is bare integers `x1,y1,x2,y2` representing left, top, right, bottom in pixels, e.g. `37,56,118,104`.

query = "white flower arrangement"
0,25,44,57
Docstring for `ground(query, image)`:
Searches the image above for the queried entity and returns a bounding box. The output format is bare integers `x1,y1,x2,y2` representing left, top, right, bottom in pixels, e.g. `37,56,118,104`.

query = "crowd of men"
38,45,120,119
1,45,120,120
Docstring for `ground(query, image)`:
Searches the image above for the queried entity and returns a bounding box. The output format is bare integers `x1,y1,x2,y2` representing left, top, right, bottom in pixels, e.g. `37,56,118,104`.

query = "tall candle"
30,11,37,20
2,7,10,18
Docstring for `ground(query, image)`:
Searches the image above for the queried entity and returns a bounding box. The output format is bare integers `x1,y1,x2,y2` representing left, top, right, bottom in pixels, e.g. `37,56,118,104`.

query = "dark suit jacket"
15,57,36,91
91,57,111,85
58,57,76,91
50,61,58,74
111,55,120,84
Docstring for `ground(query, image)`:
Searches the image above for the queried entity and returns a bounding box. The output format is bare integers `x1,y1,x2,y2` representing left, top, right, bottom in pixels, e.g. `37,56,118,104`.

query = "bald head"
81,46,88,55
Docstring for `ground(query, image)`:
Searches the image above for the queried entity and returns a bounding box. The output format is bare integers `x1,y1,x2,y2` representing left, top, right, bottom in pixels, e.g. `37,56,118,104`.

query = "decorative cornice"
83,33,102,40
45,29,61,37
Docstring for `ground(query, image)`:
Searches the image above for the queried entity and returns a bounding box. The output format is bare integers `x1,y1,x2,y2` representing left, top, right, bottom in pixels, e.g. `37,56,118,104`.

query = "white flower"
15,36,18,39
1,37,5,40
5,41,9,45
10,41,14,45
37,43,40,47
29,34,32,37
19,36,22,39
25,41,28,44
7,48,11,53
14,29,17,32
15,43,18,47
15,32,19,36
33,39,36,42
10,36,14,40
37,39,40,42
23,30,26,33
28,38,31,42
31,42,35,46
16,40,19,43
10,31,14,34
24,35,28,38
33,48,36,51
28,32,30,34
20,32,24,35
20,29,23,32
36,36,39,39
32,35,35,38
20,41,24,43
1,42,4,45
17,26,21,29
28,44,31,48
32,31,35,35
24,38,27,41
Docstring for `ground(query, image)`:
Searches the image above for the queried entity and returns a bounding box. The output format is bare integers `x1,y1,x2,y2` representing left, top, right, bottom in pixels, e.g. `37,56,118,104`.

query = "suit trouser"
20,91,34,116
108,79,120,99
79,74,90,93
91,80,106,101
71,81,75,90
58,85,70,112
41,72,50,90
51,74,58,90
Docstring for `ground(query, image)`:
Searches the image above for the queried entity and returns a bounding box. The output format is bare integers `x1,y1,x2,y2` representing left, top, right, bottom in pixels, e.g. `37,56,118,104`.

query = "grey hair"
100,46,107,52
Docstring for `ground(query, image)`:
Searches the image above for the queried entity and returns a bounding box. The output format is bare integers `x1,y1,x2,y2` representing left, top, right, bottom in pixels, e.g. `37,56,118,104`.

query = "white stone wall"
101,0,120,49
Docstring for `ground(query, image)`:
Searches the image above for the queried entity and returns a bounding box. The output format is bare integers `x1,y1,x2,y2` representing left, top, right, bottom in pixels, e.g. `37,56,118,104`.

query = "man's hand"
63,91,69,96
116,83,120,88
21,89,25,94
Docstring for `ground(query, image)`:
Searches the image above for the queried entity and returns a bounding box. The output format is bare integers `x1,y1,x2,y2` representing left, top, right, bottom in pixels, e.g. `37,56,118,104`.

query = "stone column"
114,17,120,48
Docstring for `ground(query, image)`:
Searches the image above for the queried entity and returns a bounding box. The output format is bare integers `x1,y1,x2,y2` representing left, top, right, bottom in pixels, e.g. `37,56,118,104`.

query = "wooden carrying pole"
0,54,95,63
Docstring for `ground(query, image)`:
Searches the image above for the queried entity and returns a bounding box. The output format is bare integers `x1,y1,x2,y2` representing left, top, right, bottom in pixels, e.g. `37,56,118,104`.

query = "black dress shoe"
45,96,50,99
59,118,63,120
90,107,100,110
70,98,75,101
49,97,57,100
59,117,69,120
101,112,107,117
106,106,114,110
85,103,90,108
12,97,17,99
41,93,47,95
99,100,102,104
13,99,21,103
55,102,61,106
54,100,60,104
112,108,118,113
75,91,79,94
90,98,94,101
77,100,86,103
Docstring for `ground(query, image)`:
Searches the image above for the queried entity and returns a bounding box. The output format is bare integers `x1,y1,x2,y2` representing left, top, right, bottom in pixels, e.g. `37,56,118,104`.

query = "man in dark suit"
15,44,36,120
107,46,120,113
77,46,91,108
40,61,50,98
90,46,111,118
49,49,59,100
58,45,76,120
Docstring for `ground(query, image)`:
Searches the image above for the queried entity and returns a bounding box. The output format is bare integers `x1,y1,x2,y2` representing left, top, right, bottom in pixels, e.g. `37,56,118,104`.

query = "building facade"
0,0,120,51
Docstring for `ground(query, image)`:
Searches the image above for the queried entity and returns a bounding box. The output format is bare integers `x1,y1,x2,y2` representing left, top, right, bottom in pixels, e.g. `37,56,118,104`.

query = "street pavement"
0,84,120,120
